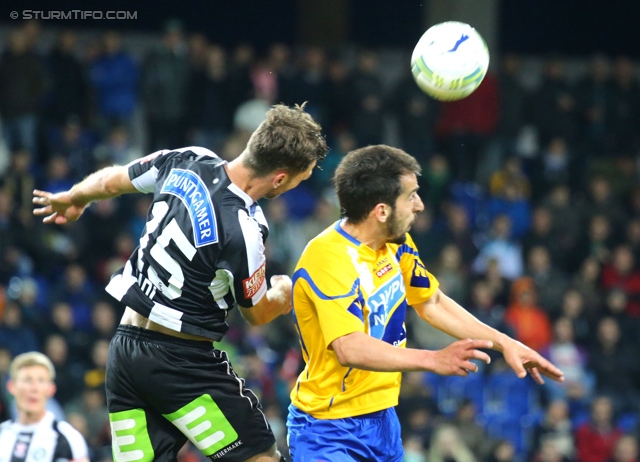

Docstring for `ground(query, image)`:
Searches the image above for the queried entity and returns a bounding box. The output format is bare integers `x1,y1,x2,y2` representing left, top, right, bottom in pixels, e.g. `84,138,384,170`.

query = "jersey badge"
161,168,218,247
243,263,266,299
410,259,431,288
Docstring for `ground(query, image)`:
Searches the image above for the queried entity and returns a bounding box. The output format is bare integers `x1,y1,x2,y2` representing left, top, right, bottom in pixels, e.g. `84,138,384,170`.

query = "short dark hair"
334,145,421,224
243,103,328,177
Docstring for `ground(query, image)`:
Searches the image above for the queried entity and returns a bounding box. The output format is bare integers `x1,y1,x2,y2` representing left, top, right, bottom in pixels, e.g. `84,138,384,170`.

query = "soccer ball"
411,21,490,101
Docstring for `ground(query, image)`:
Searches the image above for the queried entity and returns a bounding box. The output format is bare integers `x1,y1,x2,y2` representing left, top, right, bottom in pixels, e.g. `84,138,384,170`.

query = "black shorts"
106,325,275,461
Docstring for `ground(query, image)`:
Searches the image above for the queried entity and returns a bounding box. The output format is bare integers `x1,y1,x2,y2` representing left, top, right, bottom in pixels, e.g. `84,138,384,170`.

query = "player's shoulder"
301,222,346,255
0,418,13,431
148,146,222,166
55,419,89,455
388,233,419,256
176,146,219,158
297,222,358,274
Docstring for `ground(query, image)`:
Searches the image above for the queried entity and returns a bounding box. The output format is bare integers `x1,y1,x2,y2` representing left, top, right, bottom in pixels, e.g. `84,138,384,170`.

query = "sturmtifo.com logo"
10,10,137,20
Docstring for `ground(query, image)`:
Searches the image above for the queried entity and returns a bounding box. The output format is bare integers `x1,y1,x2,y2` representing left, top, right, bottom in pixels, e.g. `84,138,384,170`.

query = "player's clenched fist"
270,275,293,314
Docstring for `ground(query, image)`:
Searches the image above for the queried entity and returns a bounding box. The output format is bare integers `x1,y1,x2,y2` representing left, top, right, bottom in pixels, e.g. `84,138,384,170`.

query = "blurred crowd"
0,18,640,462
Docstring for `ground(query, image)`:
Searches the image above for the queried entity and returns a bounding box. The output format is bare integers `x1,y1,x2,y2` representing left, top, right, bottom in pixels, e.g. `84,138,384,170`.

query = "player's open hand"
33,189,87,224
431,338,493,377
502,338,564,384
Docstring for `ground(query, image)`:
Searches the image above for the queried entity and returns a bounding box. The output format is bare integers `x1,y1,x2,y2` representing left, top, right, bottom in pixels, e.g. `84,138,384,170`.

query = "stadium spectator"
611,434,640,462
486,180,532,239
600,244,640,316
388,65,440,163
542,317,594,405
0,29,45,156
484,439,517,462
0,301,38,357
574,54,614,158
431,244,469,304
504,277,553,352
581,175,628,231
494,54,530,163
574,396,622,462
324,55,352,135
45,30,91,130
185,44,234,155
92,124,142,167
448,398,489,457
41,334,84,407
141,19,190,151
348,49,385,147
48,302,92,366
600,289,640,346
472,215,524,280
529,399,575,461
571,257,603,315
435,70,499,182
529,57,578,149
525,245,568,316
421,154,453,213
489,156,532,200
428,424,476,462
287,46,329,128
609,56,640,158
88,30,138,136
588,318,640,413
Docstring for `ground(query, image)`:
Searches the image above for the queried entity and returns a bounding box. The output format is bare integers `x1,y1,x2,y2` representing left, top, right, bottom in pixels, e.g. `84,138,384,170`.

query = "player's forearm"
332,331,438,372
240,284,290,326
69,166,136,206
415,289,510,353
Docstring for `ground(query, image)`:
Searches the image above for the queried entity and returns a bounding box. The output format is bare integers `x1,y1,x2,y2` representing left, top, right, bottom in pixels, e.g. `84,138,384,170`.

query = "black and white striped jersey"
0,412,88,462
105,147,270,341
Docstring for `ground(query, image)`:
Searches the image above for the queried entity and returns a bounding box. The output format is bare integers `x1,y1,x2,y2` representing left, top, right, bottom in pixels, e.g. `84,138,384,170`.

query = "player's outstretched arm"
33,165,137,225
413,289,564,384
238,275,292,326
331,331,492,376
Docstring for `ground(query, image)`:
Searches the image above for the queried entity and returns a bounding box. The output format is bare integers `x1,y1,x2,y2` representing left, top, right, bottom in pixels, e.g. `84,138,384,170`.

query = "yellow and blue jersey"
290,220,439,419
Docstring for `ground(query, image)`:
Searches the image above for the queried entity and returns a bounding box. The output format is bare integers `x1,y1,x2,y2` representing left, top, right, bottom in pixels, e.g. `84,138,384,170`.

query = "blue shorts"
286,404,404,462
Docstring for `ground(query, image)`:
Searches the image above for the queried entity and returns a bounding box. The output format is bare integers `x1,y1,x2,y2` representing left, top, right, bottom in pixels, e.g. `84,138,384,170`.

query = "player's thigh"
109,405,187,462
138,348,276,460
107,336,187,461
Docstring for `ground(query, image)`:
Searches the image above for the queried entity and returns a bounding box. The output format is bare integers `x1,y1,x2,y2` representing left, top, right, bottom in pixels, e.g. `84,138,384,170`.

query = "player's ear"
374,203,389,222
6,380,15,397
47,381,57,399
272,171,287,188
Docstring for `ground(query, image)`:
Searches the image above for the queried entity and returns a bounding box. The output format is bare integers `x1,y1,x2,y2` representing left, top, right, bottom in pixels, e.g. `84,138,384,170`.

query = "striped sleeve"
127,149,172,193
57,420,90,459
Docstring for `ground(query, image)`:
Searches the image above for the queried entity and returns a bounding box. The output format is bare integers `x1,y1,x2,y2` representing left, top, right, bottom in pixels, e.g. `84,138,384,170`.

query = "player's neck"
17,409,46,425
340,219,386,252
225,156,272,202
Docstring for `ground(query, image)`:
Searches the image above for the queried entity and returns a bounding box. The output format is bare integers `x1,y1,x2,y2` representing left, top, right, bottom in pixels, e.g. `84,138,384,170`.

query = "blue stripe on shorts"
286,404,404,462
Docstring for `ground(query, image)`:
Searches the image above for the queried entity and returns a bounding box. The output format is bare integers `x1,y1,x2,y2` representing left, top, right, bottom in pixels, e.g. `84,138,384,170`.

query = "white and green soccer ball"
411,21,490,101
